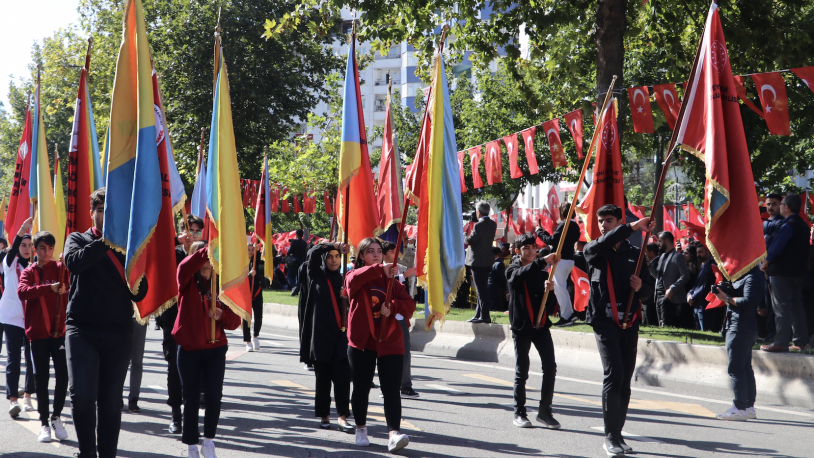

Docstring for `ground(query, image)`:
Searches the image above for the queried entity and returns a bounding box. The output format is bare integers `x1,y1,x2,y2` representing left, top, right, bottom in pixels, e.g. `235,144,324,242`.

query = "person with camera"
712,265,765,421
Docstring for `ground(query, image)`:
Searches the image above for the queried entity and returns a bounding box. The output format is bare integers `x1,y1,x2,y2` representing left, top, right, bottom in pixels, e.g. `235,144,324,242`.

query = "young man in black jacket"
64,188,149,458
583,205,654,457
506,233,560,429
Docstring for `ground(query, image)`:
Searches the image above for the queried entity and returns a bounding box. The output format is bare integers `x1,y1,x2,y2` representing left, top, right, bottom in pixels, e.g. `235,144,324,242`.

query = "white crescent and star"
664,89,676,107
577,276,589,293
760,84,777,112
570,119,578,133
633,88,645,106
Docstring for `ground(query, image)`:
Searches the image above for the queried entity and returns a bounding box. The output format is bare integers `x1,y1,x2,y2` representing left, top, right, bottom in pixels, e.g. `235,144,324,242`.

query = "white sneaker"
716,404,748,421
38,425,52,442
746,407,757,419
23,397,35,412
188,445,200,458
252,337,260,351
51,417,68,440
201,442,218,458
356,427,370,446
388,432,410,454
245,343,254,352
9,401,21,418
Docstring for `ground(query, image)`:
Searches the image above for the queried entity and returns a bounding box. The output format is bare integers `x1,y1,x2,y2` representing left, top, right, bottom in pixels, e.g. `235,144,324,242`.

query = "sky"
0,0,82,110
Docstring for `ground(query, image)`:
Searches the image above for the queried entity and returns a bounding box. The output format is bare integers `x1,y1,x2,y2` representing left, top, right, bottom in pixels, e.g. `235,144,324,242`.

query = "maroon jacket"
172,248,241,351
17,260,69,341
345,264,416,357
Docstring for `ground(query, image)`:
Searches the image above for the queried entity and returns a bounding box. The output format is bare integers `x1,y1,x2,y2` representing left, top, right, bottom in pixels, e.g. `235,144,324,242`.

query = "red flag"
576,100,624,241
503,134,522,179
570,266,590,312
65,60,95,236
292,194,302,213
687,202,705,226
520,127,539,175
271,185,279,213
663,206,678,239
563,110,584,160
705,264,726,309
456,150,468,192
732,76,765,118
6,98,33,238
468,146,483,189
628,202,644,219
628,86,655,133
653,83,681,129
750,72,791,136
799,191,812,228
405,90,432,205
546,186,560,223
323,192,332,214
791,66,814,95
538,208,555,235
664,204,676,223
675,3,765,281
681,219,706,247
241,180,250,208
281,187,290,213
485,140,502,185
542,119,567,168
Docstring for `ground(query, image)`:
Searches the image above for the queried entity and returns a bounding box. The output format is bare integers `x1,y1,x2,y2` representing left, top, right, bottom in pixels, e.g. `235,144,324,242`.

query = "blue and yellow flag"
206,37,252,321
30,72,61,258
102,0,162,297
413,44,465,327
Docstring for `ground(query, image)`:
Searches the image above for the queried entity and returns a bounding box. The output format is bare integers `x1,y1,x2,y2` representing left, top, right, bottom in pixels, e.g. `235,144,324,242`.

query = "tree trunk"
595,0,626,109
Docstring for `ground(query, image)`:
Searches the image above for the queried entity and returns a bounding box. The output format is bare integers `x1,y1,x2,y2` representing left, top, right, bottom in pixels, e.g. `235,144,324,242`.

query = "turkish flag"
705,264,726,310
627,86,655,133
546,186,560,223
485,140,503,185
799,191,812,228
663,206,678,239
292,194,302,213
504,134,522,179
791,66,814,95
520,127,539,175
542,119,567,168
628,202,644,219
324,191,333,214
751,72,791,136
538,208,555,235
686,202,704,226
563,110,584,160
456,150,468,192
469,146,484,188
681,219,707,247
732,76,765,118
281,187,290,213
571,266,590,312
664,205,676,224
653,83,681,129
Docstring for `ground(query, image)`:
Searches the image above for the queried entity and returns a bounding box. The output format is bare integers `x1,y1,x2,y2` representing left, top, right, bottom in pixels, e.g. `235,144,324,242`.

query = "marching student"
242,242,265,352
0,217,36,418
64,188,149,458
173,241,241,458
345,237,416,453
506,234,560,429
583,205,654,457
536,202,581,326
17,231,69,442
305,241,354,432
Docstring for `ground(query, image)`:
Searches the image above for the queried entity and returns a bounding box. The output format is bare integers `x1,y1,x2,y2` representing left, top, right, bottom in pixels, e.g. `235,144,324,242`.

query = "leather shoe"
169,421,182,434
760,344,789,352
469,319,484,324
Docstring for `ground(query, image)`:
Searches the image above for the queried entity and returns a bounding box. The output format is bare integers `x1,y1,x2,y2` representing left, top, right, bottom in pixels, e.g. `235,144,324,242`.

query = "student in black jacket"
506,233,560,429
488,247,508,312
64,188,149,458
583,205,654,457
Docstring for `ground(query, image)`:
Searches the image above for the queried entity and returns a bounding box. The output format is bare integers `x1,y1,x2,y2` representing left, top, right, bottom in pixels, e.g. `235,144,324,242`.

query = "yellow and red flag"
254,155,274,283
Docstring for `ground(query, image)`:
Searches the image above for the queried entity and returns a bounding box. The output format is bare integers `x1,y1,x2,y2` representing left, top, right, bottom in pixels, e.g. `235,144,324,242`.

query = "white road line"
426,384,462,393
416,354,814,418
590,426,664,443
148,385,167,391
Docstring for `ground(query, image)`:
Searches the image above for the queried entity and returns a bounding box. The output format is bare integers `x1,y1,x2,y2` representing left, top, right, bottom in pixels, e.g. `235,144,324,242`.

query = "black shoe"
401,388,420,399
619,436,633,453
319,420,331,429
169,420,182,434
535,409,561,429
469,319,484,324
290,287,300,296
127,403,141,413
603,436,625,457
513,414,532,428
554,316,578,327
466,317,478,322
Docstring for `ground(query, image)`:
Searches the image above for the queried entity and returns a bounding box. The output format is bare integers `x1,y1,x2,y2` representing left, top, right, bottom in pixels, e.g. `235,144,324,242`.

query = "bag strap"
106,251,126,285
325,280,342,330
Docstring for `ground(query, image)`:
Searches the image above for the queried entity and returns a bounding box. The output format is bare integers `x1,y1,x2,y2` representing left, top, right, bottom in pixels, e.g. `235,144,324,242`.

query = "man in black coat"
649,231,691,327
64,188,149,458
536,202,581,326
465,201,498,323
583,204,654,456
488,247,508,312
287,229,308,296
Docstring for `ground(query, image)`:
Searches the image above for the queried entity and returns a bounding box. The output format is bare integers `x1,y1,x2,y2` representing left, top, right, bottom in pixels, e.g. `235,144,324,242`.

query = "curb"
262,302,814,409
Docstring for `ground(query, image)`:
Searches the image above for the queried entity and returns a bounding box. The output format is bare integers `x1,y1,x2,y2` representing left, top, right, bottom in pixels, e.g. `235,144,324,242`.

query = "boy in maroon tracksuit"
17,231,69,443
172,242,241,458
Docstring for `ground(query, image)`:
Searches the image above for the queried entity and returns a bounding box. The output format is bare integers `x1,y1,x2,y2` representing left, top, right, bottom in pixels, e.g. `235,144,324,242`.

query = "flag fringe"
133,295,177,325
124,223,158,296
219,288,252,323
172,194,187,215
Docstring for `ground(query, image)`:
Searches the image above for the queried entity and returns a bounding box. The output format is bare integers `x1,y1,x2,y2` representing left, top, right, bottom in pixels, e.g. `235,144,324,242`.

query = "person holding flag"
242,241,265,352
536,202,581,327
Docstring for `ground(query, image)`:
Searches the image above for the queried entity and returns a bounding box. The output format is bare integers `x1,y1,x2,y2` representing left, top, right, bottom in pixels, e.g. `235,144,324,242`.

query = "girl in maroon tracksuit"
172,242,241,458
345,237,416,453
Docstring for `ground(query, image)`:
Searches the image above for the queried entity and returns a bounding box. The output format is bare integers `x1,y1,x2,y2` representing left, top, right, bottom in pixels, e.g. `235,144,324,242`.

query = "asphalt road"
2,324,812,458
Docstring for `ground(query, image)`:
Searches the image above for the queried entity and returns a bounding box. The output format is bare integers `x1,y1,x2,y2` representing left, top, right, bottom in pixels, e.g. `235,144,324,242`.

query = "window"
379,44,400,59
374,94,387,112
375,69,400,86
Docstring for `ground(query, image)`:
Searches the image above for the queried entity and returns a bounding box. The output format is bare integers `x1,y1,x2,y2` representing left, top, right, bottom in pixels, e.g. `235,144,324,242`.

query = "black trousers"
348,347,403,431
66,325,133,458
512,330,557,416
177,345,227,445
4,324,35,399
241,299,264,341
471,266,492,322
656,290,675,327
159,322,183,410
313,358,351,418
30,336,69,426
594,323,638,438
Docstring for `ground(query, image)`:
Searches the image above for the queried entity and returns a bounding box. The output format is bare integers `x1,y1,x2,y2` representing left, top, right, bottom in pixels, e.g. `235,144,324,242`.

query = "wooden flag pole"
534,75,618,328
209,273,218,343
196,127,206,177
340,185,350,332
51,263,66,338
376,197,410,342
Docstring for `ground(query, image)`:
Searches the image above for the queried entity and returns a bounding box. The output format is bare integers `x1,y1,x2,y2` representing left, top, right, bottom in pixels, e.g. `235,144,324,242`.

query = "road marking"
590,427,664,444
148,385,167,391
555,393,601,406
426,384,462,393
628,399,716,418
270,380,315,396
463,374,513,386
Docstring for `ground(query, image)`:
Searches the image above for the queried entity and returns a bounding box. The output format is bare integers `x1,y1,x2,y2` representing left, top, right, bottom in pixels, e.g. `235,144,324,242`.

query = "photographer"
713,265,765,421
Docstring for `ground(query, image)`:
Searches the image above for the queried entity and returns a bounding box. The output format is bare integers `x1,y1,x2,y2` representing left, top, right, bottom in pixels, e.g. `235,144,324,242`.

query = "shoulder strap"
106,251,127,285
325,280,342,330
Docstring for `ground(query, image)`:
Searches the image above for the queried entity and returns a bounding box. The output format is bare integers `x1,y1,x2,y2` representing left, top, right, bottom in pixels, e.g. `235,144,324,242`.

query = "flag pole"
340,20,358,333
196,127,205,177
329,193,337,241
534,75,617,328
209,273,218,343
84,37,93,72
620,23,705,328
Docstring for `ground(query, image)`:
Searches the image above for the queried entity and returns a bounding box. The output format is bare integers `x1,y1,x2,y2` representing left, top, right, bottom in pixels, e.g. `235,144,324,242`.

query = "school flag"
190,143,208,219
336,37,381,249
30,72,61,258
377,85,404,242
254,155,274,282
411,47,466,327
205,35,252,320
6,97,33,238
152,69,188,213
54,147,66,252
563,109,584,160
675,2,766,281
576,100,624,241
